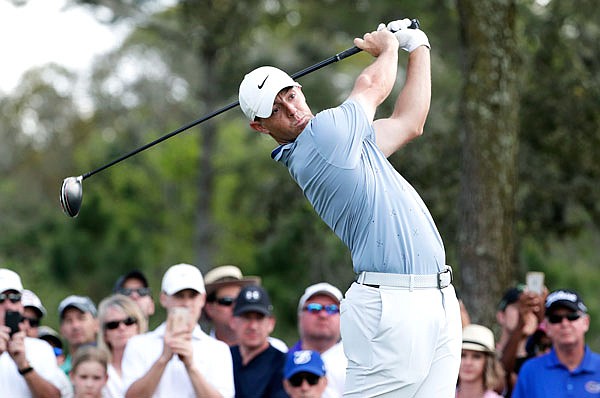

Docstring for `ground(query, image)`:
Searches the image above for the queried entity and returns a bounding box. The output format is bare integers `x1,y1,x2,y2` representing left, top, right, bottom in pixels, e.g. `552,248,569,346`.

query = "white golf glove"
377,19,430,52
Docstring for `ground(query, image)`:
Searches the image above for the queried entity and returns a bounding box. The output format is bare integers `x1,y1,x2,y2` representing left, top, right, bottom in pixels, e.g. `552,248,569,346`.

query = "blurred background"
1,0,598,348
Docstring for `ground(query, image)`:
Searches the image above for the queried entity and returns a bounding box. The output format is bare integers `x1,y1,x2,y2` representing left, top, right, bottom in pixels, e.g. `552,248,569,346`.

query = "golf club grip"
79,18,420,180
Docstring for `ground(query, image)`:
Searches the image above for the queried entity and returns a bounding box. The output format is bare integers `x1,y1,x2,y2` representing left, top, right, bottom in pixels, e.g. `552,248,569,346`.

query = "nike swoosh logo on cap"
258,75,269,89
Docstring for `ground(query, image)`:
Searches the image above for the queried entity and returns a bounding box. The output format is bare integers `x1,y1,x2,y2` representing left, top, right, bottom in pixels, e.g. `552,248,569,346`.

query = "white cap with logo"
161,263,205,295
238,66,300,120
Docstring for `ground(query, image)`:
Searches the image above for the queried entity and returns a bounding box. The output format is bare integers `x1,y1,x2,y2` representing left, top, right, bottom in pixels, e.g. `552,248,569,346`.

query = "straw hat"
462,324,495,353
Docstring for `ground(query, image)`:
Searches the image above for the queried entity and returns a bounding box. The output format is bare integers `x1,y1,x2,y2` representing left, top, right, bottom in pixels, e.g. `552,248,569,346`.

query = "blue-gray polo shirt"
513,346,600,397
273,100,445,275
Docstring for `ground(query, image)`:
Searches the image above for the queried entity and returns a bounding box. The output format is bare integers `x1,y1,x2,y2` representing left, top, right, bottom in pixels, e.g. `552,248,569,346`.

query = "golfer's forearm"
391,46,431,132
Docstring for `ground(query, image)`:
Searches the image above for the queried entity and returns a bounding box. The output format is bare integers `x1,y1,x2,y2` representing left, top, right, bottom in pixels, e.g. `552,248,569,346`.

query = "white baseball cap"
22,289,47,317
238,66,300,120
0,269,23,294
298,282,343,313
161,263,205,295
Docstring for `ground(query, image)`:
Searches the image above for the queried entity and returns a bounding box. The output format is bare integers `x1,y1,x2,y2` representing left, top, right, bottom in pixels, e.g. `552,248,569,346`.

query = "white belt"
356,266,453,289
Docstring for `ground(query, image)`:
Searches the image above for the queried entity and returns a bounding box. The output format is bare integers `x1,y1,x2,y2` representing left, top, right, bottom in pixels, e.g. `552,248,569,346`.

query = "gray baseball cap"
58,295,97,319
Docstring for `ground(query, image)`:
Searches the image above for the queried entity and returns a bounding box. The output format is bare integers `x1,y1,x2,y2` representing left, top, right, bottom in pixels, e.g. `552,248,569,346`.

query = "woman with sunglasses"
97,294,147,397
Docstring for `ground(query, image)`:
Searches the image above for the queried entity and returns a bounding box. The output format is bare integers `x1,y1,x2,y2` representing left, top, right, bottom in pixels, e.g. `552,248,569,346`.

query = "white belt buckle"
437,267,453,289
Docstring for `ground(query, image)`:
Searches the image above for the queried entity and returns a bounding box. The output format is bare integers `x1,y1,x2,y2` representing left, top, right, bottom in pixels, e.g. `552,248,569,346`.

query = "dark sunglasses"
303,303,339,315
288,372,321,387
104,316,138,330
216,297,235,307
23,316,40,328
0,292,22,304
117,287,151,297
548,312,581,324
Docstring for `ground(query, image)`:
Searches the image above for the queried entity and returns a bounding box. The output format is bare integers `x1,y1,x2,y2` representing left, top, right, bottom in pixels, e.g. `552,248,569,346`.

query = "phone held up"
5,310,23,337
167,307,190,334
526,271,545,295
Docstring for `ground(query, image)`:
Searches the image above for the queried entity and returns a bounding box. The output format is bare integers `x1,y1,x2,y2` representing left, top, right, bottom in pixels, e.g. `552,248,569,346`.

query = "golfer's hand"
378,19,430,52
354,30,398,57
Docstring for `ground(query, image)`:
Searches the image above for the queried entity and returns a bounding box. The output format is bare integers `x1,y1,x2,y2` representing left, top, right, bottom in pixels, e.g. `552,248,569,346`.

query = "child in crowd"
70,346,109,398
456,324,505,398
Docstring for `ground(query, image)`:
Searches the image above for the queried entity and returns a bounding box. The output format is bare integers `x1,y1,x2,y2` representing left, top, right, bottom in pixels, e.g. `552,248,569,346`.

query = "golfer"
239,20,461,397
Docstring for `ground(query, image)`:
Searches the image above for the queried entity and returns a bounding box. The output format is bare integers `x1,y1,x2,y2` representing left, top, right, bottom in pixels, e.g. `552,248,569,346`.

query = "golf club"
60,19,420,217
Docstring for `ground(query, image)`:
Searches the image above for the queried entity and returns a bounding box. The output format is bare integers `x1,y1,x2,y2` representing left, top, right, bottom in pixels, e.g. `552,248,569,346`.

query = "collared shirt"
230,344,287,398
0,337,73,397
122,323,235,398
274,100,445,275
513,346,600,397
290,340,347,398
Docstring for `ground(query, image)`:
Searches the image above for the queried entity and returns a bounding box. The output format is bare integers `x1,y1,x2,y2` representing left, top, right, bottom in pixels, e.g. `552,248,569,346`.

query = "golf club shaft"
81,47,361,180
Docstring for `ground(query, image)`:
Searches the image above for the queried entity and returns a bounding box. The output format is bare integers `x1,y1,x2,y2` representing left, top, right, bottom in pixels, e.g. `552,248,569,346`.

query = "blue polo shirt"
230,344,288,398
273,100,445,275
513,346,600,397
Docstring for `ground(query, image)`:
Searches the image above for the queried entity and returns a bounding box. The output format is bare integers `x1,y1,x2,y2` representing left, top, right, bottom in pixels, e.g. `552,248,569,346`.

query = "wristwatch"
18,366,34,376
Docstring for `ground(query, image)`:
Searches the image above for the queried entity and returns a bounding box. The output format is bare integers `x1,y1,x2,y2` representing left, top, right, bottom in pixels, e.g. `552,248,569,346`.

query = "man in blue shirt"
238,20,461,397
513,289,600,397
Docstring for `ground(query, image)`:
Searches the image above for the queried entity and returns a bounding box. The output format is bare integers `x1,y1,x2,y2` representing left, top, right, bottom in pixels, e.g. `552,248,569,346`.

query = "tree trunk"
456,0,520,326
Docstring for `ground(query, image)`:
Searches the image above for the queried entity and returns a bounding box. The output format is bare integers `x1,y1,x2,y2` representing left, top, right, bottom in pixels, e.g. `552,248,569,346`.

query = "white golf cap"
22,289,47,317
161,263,205,295
298,282,343,313
238,66,300,120
0,269,23,294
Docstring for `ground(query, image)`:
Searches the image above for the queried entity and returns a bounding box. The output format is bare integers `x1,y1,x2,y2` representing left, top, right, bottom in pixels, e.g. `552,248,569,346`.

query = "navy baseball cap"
233,285,273,316
497,286,524,311
284,350,326,380
545,289,587,315
113,269,149,292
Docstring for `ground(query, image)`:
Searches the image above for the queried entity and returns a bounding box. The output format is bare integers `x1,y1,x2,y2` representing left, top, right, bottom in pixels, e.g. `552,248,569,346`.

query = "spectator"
0,268,66,397
283,350,328,398
122,263,234,397
524,322,552,359
203,264,287,352
513,289,600,398
495,285,543,395
456,324,504,398
203,265,261,346
70,345,109,398
58,295,99,374
113,269,155,320
290,283,346,398
230,285,287,397
38,326,67,366
21,289,46,338
97,294,147,397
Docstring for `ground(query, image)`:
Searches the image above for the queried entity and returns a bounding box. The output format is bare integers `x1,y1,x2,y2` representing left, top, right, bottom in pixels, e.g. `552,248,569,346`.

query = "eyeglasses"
288,372,321,387
303,303,339,315
117,287,151,297
23,316,40,328
0,293,22,304
216,297,235,307
548,312,581,324
104,316,138,330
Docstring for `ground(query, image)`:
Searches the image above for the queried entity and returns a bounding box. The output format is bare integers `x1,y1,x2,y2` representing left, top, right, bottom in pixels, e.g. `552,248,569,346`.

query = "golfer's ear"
250,120,269,134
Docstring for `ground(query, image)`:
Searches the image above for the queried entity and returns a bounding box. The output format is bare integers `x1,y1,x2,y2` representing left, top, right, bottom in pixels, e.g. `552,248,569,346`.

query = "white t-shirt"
321,342,347,398
103,363,123,398
0,337,73,397
121,323,234,398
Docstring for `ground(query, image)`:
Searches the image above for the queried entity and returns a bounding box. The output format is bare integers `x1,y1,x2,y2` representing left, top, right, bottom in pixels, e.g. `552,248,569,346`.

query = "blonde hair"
483,352,505,392
71,345,109,374
97,294,147,356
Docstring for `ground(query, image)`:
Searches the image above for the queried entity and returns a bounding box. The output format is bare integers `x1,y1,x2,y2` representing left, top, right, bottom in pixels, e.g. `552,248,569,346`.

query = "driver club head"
60,176,83,217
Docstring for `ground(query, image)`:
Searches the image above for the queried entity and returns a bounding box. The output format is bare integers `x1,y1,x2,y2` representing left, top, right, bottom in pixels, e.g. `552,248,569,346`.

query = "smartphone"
167,307,190,334
5,310,23,337
526,271,545,295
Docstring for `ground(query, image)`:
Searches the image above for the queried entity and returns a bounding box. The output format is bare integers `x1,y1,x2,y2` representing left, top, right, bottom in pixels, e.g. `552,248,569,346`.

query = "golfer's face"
260,87,312,141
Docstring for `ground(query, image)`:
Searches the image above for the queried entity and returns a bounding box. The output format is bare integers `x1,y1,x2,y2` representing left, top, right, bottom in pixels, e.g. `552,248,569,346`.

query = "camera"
5,311,23,337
